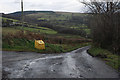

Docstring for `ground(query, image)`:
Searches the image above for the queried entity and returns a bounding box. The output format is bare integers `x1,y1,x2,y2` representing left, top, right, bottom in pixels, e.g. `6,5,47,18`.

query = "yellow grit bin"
35,40,45,50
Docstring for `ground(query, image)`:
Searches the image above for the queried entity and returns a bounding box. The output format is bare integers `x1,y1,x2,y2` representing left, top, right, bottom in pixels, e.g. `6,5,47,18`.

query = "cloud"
0,0,85,13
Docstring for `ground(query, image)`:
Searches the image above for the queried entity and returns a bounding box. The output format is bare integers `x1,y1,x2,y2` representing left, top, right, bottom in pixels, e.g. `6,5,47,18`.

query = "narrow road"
2,46,119,78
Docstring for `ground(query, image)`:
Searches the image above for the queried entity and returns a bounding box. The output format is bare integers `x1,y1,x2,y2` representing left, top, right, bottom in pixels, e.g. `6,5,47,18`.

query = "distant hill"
8,11,55,16
0,13,4,15
3,11,55,20
2,11,89,21
2,11,90,28
9,11,55,15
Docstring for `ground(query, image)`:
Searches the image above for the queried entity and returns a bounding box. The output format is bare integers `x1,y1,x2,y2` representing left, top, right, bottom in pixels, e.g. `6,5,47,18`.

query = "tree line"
81,1,120,54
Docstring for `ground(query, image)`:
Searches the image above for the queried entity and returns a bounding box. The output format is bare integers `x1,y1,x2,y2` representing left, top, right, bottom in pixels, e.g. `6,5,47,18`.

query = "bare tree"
80,0,120,53
80,0,120,14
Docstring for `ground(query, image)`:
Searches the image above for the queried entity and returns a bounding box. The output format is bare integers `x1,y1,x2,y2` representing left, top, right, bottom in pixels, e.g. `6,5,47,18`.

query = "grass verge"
2,38,90,53
2,27,91,53
88,46,120,71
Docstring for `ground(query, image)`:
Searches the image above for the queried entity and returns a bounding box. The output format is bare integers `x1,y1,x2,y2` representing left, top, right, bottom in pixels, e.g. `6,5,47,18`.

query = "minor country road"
2,46,119,78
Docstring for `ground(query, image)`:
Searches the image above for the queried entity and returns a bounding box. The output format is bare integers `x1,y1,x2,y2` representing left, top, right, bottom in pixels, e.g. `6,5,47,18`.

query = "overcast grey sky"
0,0,86,14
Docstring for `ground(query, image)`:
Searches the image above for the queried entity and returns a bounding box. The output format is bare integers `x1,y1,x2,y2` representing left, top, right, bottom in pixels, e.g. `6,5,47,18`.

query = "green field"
24,12,91,35
15,26,57,34
2,27,85,39
2,12,91,36
27,12,71,21
1,17,18,22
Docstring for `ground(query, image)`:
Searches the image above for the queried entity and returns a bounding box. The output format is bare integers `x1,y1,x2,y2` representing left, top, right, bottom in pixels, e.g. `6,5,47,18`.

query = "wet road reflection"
2,46,119,78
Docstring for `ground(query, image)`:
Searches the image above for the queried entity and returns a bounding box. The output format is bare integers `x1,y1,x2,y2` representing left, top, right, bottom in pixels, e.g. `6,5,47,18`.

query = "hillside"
8,11,55,18
2,15,91,53
2,11,91,37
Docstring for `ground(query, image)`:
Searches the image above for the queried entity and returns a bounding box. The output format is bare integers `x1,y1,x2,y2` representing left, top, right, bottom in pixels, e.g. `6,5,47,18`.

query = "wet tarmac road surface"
2,46,119,78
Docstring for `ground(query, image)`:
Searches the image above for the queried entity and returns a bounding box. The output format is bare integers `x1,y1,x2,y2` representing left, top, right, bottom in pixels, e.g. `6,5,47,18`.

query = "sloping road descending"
2,46,119,78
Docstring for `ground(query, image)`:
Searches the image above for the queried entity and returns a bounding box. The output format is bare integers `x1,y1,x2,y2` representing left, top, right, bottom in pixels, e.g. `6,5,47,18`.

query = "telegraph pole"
21,0,24,28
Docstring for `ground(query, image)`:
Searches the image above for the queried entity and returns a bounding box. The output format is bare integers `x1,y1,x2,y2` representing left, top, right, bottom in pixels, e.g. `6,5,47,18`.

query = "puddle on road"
4,55,64,78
